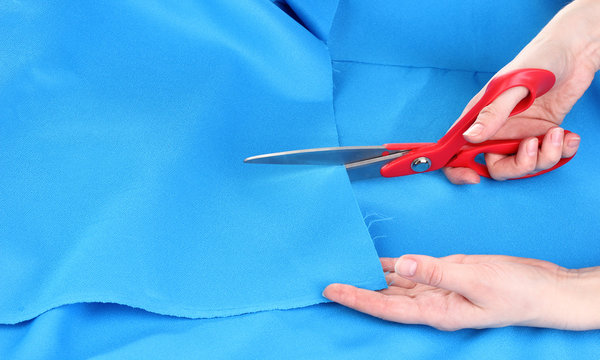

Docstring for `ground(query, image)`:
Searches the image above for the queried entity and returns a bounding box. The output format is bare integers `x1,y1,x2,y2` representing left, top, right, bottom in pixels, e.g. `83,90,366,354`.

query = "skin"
324,256,600,331
324,0,600,330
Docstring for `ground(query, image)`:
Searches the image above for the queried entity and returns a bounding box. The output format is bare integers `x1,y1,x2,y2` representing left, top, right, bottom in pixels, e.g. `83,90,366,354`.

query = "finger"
380,257,398,273
323,283,421,322
485,137,538,180
463,86,529,143
535,127,564,171
381,257,418,288
385,272,417,288
562,131,580,158
394,255,481,296
442,166,481,185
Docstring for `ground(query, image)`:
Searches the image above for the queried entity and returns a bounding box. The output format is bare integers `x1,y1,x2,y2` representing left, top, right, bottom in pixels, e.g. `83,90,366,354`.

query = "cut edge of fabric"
3,276,385,325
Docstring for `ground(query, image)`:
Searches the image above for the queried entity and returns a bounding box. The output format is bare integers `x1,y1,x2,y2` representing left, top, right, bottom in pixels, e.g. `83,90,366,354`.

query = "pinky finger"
562,132,581,158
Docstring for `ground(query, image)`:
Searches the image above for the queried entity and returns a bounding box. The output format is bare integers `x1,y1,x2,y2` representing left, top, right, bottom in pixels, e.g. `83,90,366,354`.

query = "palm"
378,282,481,330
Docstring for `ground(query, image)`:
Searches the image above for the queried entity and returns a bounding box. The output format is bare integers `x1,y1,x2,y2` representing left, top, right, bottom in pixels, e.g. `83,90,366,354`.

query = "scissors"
244,68,575,181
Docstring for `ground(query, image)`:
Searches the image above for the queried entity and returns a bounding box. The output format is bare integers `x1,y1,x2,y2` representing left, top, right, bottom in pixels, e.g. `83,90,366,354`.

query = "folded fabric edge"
278,0,341,42
2,276,386,325
331,59,497,75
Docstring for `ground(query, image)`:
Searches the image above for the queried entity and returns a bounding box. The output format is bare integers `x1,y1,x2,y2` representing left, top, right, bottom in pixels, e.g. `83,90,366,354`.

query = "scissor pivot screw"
411,157,431,172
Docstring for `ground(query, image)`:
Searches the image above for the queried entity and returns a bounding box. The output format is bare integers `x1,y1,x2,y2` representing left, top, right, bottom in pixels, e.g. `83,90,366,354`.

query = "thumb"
462,86,529,143
394,255,480,296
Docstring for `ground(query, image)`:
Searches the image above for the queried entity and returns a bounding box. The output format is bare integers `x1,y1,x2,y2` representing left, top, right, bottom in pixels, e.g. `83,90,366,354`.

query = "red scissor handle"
447,131,574,179
380,68,575,179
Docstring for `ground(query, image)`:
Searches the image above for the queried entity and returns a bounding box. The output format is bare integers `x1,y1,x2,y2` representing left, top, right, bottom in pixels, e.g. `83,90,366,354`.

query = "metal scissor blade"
244,146,405,165
346,151,409,181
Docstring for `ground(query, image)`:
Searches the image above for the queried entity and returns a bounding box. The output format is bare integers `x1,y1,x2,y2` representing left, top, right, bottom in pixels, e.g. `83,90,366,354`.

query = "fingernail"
568,137,580,148
463,123,484,137
463,176,480,185
551,128,563,146
460,179,478,185
395,258,417,277
527,139,538,156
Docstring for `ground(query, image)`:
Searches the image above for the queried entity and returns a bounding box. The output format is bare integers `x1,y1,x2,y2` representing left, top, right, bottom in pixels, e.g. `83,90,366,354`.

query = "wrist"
515,0,600,78
549,266,600,330
562,0,600,70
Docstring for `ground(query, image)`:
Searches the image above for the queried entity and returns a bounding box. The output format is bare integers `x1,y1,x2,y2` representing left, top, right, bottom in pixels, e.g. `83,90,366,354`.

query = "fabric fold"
0,0,386,325
276,0,340,42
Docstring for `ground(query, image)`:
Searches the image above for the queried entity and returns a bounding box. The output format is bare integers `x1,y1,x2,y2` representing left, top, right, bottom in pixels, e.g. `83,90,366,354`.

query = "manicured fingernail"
527,139,538,156
463,123,484,137
568,137,580,148
395,258,417,277
551,128,563,146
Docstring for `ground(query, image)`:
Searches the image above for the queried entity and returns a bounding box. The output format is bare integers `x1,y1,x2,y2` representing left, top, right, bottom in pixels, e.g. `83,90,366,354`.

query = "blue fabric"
329,0,600,268
282,0,340,41
329,0,564,72
1,302,599,359
332,63,600,267
0,0,385,325
327,0,600,357
2,0,600,358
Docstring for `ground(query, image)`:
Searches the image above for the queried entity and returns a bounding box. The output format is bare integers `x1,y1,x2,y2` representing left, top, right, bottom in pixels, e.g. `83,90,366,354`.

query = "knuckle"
447,254,469,263
517,157,536,174
490,173,507,181
477,105,498,122
525,160,537,174
487,167,507,181
538,152,561,171
535,159,556,172
424,263,444,287
434,323,460,332
338,287,356,307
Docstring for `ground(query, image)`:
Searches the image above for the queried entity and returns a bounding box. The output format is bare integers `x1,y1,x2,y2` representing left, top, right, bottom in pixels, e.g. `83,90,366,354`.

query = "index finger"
323,283,422,323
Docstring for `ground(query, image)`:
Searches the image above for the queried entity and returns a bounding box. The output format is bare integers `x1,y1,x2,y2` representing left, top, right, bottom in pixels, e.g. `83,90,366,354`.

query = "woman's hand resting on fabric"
444,0,600,184
323,255,600,331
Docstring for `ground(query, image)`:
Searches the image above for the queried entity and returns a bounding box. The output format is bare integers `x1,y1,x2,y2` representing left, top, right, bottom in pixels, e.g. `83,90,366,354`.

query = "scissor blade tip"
244,155,271,164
